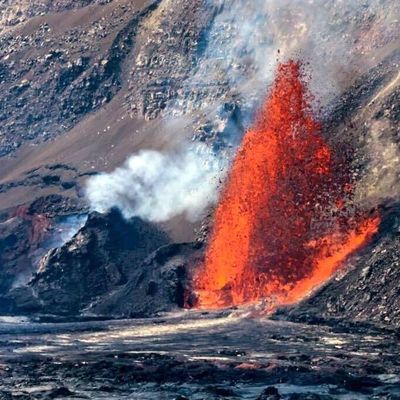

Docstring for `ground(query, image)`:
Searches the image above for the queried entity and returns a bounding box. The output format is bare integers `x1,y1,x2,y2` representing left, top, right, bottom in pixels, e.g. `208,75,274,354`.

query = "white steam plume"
86,145,227,223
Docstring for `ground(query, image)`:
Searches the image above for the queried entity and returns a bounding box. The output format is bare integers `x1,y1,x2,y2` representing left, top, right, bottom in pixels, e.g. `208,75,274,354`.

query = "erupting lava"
193,61,380,310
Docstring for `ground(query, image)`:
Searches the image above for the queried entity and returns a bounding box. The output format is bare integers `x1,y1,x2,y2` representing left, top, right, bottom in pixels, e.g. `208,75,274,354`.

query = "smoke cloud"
86,145,227,223
193,0,399,109
357,118,400,206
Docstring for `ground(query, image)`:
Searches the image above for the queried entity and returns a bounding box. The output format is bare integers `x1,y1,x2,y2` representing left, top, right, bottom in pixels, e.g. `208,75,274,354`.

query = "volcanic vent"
193,61,380,310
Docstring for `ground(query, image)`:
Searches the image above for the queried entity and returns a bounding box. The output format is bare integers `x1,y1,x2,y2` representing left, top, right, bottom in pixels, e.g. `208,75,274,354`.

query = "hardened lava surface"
0,313,399,399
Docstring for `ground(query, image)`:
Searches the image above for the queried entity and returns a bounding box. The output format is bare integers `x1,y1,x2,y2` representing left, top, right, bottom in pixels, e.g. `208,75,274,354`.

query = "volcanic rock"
89,241,204,317
0,193,87,304
0,215,32,295
45,386,75,399
0,0,161,157
26,194,84,217
278,206,400,329
3,209,170,316
287,395,333,400
256,386,281,400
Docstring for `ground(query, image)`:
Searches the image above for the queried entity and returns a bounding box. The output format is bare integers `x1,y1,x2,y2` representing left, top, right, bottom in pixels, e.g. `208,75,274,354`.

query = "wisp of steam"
86,145,227,223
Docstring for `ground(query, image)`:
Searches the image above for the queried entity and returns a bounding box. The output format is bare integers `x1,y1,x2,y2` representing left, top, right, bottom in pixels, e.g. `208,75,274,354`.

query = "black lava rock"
5,209,170,316
256,386,281,400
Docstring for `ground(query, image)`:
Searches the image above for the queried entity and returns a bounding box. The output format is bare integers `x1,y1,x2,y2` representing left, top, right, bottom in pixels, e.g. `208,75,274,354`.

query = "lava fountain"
193,61,380,310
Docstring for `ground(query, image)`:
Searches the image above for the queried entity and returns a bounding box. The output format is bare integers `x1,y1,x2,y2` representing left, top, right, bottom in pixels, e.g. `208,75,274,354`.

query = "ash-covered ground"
1,312,400,400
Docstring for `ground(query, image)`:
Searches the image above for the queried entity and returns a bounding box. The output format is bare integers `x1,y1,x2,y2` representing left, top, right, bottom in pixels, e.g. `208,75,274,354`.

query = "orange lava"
13,205,50,244
193,61,379,310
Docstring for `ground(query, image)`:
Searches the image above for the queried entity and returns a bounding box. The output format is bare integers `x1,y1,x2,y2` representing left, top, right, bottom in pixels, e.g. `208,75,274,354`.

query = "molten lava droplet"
194,61,379,310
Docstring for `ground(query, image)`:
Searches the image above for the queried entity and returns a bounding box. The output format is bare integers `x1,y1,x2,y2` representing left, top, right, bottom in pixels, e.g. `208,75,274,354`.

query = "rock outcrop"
90,241,203,317
2,210,171,315
0,194,84,297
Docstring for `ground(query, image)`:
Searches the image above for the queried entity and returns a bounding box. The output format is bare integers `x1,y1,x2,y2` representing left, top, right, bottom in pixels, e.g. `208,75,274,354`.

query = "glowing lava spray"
193,61,379,310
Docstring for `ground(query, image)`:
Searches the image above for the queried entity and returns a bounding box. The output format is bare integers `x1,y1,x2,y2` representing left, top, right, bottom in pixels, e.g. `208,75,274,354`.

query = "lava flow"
193,61,380,310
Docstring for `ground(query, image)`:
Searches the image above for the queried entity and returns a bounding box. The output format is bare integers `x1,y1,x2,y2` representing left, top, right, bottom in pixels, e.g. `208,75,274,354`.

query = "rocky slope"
277,205,400,330
0,0,158,157
0,0,112,33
